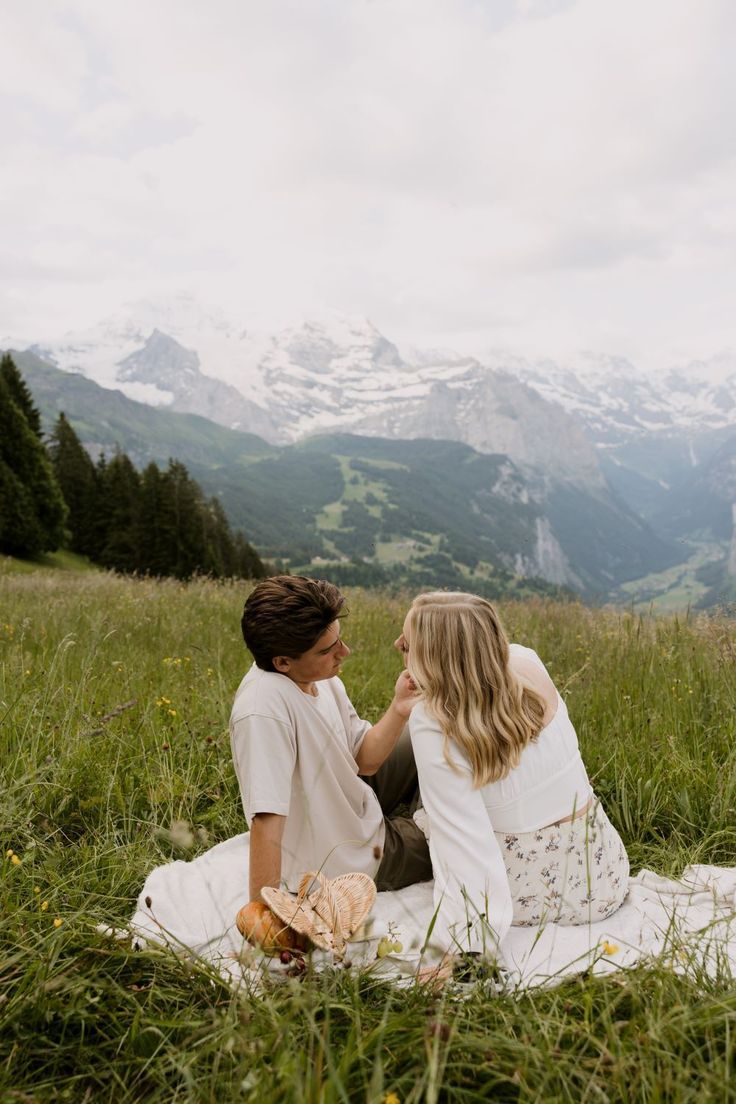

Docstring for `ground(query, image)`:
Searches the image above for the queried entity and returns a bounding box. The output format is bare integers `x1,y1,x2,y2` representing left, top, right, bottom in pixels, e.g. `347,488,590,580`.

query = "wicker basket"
261,870,376,956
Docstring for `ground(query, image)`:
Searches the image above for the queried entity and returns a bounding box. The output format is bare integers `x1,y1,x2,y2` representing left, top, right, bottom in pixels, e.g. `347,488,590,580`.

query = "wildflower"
167,821,195,849
384,1095,401,1104
5,849,13,858
168,709,177,717
34,886,40,894
10,854,21,866
53,917,63,928
601,941,619,955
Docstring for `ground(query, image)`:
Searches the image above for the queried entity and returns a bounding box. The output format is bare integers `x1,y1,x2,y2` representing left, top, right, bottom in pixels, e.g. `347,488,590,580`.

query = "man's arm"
355,670,418,776
249,812,286,900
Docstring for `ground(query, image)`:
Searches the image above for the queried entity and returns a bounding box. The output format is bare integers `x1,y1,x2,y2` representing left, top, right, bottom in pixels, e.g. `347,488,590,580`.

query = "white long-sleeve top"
409,644,593,956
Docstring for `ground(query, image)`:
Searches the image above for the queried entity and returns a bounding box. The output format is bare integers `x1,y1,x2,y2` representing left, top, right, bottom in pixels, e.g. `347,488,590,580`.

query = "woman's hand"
416,953,455,988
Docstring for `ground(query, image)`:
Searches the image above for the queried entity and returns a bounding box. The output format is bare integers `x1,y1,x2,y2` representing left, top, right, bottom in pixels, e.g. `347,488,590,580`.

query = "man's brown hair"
241,575,347,671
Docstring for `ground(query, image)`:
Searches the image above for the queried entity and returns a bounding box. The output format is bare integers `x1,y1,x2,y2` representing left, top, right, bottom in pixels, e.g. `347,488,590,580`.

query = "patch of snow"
117,381,174,406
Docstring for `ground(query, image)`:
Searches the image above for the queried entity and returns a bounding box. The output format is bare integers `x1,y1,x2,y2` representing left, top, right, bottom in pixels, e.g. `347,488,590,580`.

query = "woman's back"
473,644,593,831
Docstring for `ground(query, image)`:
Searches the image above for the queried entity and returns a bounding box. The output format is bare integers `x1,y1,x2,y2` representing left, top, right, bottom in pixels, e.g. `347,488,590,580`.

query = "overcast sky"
2,0,736,368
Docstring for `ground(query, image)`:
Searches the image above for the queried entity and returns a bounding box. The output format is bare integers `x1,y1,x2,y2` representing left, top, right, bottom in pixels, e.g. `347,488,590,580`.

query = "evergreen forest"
0,354,265,581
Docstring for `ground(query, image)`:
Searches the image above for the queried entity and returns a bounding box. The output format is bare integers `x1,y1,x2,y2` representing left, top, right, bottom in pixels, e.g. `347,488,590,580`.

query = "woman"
398,592,629,975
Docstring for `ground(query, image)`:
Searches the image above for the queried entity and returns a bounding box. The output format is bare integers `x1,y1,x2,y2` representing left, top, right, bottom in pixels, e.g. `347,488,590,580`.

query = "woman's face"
393,613,411,669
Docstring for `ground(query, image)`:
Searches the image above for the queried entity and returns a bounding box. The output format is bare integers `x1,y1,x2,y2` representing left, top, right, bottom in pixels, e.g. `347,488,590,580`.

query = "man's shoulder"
230,665,297,725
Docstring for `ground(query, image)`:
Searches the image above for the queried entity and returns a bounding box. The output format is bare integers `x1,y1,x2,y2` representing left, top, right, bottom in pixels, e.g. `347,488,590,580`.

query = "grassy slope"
0,550,99,575
2,574,736,1101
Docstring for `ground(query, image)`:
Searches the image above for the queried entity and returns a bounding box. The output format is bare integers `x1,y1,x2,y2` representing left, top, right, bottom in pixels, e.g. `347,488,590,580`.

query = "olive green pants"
362,724,433,892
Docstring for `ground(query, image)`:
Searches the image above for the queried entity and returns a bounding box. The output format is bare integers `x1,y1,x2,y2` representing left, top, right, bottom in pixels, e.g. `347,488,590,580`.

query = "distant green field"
619,540,729,611
2,571,736,1102
0,549,99,575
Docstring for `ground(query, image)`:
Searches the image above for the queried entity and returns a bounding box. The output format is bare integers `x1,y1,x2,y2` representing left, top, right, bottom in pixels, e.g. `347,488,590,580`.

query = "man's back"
230,665,385,889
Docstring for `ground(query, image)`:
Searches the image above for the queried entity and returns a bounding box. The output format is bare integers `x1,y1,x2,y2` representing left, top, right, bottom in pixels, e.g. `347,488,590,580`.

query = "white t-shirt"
409,644,593,955
230,664,385,891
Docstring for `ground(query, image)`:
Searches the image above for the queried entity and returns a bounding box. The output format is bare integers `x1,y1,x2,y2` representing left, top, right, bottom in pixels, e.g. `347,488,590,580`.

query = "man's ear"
272,656,290,674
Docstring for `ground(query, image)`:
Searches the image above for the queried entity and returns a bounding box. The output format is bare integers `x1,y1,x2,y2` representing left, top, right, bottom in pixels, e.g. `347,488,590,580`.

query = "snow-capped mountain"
12,293,736,598
22,298,602,488
511,350,736,445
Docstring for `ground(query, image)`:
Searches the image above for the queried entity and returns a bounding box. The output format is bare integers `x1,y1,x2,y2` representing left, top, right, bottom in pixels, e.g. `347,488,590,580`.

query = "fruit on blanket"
236,901,305,951
377,936,404,958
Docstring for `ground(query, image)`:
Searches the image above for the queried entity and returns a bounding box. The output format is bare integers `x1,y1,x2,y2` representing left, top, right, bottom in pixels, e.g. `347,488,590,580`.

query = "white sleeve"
410,704,513,957
508,642,548,673
230,712,296,822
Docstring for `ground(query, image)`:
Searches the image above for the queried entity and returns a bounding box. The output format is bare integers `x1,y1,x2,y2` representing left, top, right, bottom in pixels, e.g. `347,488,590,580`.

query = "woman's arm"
410,705,513,960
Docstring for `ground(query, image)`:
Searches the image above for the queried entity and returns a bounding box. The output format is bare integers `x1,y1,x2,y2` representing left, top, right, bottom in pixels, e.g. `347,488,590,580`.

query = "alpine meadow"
2,566,736,1102
5,4,736,1099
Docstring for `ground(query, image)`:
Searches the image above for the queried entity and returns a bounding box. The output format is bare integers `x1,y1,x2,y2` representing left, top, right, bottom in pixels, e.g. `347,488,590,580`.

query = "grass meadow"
2,569,736,1102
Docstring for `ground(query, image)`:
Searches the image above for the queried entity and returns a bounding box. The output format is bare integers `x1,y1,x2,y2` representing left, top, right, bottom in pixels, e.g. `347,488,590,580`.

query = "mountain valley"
6,297,736,607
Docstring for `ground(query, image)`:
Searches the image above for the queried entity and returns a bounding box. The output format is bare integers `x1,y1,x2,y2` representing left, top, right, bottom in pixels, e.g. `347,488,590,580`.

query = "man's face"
272,619,351,686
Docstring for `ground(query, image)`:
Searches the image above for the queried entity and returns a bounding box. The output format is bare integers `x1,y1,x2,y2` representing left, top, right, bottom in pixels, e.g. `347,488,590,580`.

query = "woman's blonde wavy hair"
406,592,547,786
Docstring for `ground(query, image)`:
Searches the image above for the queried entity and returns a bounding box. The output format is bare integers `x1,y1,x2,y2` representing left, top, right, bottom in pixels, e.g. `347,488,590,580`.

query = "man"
230,575,431,905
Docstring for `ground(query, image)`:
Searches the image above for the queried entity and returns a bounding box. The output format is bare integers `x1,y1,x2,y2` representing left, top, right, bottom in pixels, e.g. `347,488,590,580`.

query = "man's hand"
392,669,420,719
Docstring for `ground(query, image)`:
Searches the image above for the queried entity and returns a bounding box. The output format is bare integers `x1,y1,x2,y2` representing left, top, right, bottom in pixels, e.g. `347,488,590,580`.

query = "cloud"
2,0,736,365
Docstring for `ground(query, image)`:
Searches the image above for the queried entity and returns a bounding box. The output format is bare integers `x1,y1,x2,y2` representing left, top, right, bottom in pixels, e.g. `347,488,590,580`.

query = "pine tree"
136,462,168,575
1,353,42,438
162,459,208,579
97,453,140,572
202,496,236,576
85,454,110,562
233,530,267,579
0,371,67,556
48,413,99,555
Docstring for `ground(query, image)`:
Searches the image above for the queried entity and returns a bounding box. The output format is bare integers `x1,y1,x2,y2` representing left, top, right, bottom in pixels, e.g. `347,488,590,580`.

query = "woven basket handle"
297,871,344,946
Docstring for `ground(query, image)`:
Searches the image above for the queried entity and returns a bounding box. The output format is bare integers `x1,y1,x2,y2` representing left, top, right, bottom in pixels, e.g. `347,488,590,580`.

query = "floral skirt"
498,800,629,927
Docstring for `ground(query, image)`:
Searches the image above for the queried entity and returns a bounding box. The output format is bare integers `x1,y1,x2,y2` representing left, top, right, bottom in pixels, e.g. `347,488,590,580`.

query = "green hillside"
15,351,272,468
0,550,99,575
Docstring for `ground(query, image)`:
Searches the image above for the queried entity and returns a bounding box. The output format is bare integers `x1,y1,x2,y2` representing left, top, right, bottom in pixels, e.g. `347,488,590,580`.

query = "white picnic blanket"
126,832,736,991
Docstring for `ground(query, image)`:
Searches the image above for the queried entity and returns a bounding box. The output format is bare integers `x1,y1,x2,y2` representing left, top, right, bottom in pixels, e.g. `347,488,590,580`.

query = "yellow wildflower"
53,917,63,928
5,849,13,858
384,1094,401,1104
34,886,40,894
41,901,49,911
601,941,619,955
11,854,21,866
168,709,177,717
